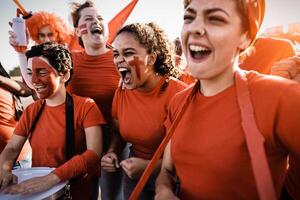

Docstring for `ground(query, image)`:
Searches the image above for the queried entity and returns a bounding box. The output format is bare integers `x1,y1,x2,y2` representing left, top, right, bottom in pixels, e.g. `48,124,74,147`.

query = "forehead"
114,32,144,50
28,57,54,71
39,25,53,34
187,0,237,13
79,7,101,18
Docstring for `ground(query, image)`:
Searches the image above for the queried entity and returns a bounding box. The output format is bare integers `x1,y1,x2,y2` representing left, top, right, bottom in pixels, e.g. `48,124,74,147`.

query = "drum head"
0,167,68,200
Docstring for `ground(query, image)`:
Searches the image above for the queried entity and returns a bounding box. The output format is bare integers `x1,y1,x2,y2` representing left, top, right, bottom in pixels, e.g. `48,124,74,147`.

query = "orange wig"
25,11,72,45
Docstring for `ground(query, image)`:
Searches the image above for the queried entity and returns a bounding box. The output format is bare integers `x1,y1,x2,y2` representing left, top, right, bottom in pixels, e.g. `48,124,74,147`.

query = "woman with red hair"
155,0,300,199
25,11,72,46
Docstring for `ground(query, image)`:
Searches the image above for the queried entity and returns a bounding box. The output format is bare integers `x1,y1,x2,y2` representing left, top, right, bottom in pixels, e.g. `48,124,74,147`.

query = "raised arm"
0,75,32,97
8,30,33,89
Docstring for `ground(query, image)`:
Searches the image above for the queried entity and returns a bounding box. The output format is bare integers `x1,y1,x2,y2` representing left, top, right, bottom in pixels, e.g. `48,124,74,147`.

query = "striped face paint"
128,56,143,80
78,23,88,35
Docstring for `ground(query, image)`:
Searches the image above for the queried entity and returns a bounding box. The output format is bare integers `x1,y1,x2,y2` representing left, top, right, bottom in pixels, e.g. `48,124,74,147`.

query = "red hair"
25,11,72,45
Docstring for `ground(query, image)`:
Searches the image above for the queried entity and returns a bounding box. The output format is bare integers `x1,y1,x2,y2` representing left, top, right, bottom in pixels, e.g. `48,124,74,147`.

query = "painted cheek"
31,58,59,99
36,73,58,99
79,23,88,35
128,56,143,80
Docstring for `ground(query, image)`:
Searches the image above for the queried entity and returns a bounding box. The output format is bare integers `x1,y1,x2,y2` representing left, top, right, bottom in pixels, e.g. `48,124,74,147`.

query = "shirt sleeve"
111,88,120,120
81,98,106,128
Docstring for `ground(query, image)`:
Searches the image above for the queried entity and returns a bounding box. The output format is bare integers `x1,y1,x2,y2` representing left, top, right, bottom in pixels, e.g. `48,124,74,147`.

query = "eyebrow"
205,8,230,17
185,7,230,17
113,48,136,53
84,14,103,19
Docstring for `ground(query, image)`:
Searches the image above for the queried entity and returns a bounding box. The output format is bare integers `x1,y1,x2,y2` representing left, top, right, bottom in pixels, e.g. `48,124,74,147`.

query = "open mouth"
34,84,47,92
189,44,212,60
118,67,132,84
91,26,103,35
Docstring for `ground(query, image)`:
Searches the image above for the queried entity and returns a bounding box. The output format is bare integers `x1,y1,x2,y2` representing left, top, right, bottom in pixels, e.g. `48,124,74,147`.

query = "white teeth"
118,67,128,72
189,45,209,52
35,85,44,89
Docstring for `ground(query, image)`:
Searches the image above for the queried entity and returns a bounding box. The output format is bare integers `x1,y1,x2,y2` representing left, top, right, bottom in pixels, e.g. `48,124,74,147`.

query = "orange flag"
107,0,138,44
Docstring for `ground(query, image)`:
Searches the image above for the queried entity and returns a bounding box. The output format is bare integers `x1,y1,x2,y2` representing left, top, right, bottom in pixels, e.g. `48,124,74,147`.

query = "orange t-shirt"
166,72,300,199
0,87,30,160
112,77,187,160
240,37,296,74
14,94,105,199
68,50,120,123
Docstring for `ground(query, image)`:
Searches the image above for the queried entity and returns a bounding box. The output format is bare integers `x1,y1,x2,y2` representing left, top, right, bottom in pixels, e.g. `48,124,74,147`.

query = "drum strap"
28,93,75,160
235,70,276,200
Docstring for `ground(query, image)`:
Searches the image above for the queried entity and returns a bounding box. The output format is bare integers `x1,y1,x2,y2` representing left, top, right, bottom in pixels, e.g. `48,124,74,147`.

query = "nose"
44,36,51,43
31,71,38,85
114,54,125,66
189,16,206,37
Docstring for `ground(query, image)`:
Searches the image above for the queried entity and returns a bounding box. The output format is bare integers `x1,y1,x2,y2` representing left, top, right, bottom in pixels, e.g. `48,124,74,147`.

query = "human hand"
120,157,148,179
101,152,120,172
1,172,60,195
0,170,17,191
271,55,300,82
8,30,19,47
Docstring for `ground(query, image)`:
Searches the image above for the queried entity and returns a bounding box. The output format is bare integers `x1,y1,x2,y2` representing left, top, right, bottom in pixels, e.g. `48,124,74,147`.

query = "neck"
200,64,238,96
45,86,67,106
84,43,109,56
137,74,163,93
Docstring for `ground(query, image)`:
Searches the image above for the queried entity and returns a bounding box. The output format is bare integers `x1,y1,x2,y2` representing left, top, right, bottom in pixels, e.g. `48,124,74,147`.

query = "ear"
61,71,71,83
147,52,157,66
238,32,251,51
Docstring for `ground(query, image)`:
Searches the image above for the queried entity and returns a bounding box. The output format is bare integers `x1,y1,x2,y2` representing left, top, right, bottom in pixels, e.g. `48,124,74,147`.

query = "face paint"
78,23,88,35
30,57,61,99
128,56,142,80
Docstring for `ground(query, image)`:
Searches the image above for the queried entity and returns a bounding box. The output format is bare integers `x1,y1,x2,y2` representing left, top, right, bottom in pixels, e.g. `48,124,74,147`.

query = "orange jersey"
240,37,295,74
68,50,120,123
0,87,16,128
14,94,105,199
166,72,300,199
112,78,187,160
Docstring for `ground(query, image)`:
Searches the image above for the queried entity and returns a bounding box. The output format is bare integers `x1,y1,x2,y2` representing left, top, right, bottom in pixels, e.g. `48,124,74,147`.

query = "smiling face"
76,7,108,48
113,32,156,90
181,0,249,81
28,57,62,99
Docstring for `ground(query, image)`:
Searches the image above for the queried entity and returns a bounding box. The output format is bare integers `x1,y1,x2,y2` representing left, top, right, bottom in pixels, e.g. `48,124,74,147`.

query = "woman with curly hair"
101,22,187,199
0,42,104,200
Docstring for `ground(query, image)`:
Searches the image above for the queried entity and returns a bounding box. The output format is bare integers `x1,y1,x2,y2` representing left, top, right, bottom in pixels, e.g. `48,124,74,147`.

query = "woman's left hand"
2,172,60,195
120,157,149,179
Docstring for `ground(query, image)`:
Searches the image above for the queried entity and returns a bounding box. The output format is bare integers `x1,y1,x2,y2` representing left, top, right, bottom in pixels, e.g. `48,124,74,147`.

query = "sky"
0,0,300,71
